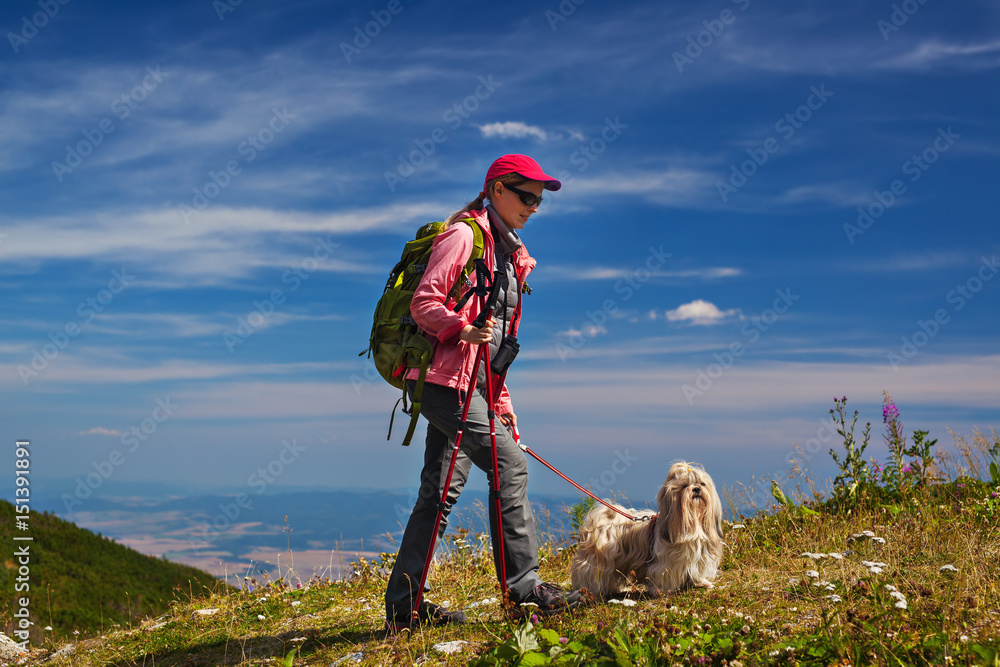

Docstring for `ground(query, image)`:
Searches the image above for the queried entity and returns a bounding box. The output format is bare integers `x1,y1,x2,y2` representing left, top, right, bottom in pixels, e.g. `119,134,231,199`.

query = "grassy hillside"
8,397,1000,666
0,500,226,642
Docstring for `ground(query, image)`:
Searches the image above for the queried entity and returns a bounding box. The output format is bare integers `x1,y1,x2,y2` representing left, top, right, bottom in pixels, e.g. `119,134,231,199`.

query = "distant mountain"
0,501,224,643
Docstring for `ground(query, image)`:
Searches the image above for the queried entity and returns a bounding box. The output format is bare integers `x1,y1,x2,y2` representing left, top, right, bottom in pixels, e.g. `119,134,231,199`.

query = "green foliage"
0,501,222,642
770,481,818,517
828,396,873,497
567,497,595,537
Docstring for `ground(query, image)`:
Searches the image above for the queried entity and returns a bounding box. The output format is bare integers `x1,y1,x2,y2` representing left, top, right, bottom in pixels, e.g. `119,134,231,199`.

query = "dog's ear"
712,487,724,540
655,482,673,543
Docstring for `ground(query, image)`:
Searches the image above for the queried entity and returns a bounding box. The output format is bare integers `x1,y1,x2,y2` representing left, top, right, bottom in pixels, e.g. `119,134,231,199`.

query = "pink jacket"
405,209,536,415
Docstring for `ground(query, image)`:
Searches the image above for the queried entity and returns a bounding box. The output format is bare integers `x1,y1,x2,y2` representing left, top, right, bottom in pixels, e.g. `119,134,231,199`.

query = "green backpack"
361,218,484,446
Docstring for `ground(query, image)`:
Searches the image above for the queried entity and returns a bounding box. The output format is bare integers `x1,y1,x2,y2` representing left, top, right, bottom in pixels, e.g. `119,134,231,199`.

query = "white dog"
571,461,724,597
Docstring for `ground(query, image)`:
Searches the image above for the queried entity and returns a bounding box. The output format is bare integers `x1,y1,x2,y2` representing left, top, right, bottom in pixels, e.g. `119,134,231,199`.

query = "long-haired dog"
571,461,724,597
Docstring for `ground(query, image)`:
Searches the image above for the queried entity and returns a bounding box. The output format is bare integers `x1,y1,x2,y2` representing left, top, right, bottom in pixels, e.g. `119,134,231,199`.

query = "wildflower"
800,552,823,560
44,626,52,631
805,570,820,579
257,615,266,621
883,404,899,424
825,594,842,603
291,601,301,607
960,635,969,643
559,637,568,645
884,584,897,592
531,614,539,624
598,621,605,630
889,591,906,602
872,537,886,545
869,566,884,574
939,564,959,574
827,552,844,560
731,524,746,529
894,600,907,610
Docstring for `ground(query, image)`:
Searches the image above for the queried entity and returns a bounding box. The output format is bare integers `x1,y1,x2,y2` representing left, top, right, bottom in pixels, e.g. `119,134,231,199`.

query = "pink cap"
483,154,561,193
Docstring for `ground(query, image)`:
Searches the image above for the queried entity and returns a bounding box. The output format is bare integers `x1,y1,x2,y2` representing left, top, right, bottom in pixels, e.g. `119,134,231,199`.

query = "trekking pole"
481,323,510,606
412,259,507,617
510,425,653,523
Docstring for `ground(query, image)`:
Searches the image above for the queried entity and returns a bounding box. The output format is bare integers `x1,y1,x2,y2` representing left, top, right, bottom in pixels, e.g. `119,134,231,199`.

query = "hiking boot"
385,601,466,632
512,582,585,618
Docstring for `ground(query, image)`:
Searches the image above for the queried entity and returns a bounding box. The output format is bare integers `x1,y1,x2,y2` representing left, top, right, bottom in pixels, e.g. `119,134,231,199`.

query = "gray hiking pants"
384,381,542,620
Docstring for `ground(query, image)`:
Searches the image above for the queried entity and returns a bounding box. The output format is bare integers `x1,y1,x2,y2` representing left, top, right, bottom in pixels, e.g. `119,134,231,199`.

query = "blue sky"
2,0,998,514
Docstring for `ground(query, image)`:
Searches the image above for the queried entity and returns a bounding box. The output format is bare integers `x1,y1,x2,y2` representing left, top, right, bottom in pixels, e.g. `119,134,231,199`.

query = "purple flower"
559,637,568,645
531,614,538,624
883,404,899,424
991,492,998,498
958,483,966,489
597,621,605,630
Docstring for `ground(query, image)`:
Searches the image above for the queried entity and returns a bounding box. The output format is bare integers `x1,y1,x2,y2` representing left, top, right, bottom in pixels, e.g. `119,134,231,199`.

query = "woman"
385,155,584,630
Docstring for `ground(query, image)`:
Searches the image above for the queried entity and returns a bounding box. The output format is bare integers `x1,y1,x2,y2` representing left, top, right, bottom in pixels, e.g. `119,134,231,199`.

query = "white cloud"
78,427,122,436
665,299,740,325
478,122,549,141
877,39,1000,71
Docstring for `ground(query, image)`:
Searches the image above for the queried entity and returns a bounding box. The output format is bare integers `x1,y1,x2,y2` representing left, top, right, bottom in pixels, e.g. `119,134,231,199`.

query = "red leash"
510,425,654,523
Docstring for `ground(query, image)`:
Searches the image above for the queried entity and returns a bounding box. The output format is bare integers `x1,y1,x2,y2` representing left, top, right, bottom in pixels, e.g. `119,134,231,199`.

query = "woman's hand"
499,412,517,431
459,317,495,344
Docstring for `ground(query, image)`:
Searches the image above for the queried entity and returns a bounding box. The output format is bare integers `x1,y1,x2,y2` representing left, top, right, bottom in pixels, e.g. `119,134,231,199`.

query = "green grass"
14,476,999,666
10,405,1000,666
0,501,225,642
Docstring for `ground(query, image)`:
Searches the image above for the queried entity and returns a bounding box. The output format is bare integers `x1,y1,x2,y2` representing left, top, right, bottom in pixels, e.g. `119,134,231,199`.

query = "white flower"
44,626,52,631
466,597,498,609
731,524,746,529
862,560,887,569
884,584,897,592
939,564,959,574
872,537,886,545
890,591,907,602
960,635,969,643
805,570,820,579
827,552,844,560
801,552,823,560
609,599,636,606
894,600,907,610
291,601,301,607
869,566,884,574
257,615,266,621
825,594,842,603
433,641,468,655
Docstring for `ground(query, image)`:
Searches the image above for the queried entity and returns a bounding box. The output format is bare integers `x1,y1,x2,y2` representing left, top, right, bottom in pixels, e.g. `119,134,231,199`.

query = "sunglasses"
502,183,543,207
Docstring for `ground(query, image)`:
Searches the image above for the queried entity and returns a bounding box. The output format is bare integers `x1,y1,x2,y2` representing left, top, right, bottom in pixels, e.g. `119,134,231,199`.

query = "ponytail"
444,192,487,226
443,173,529,226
